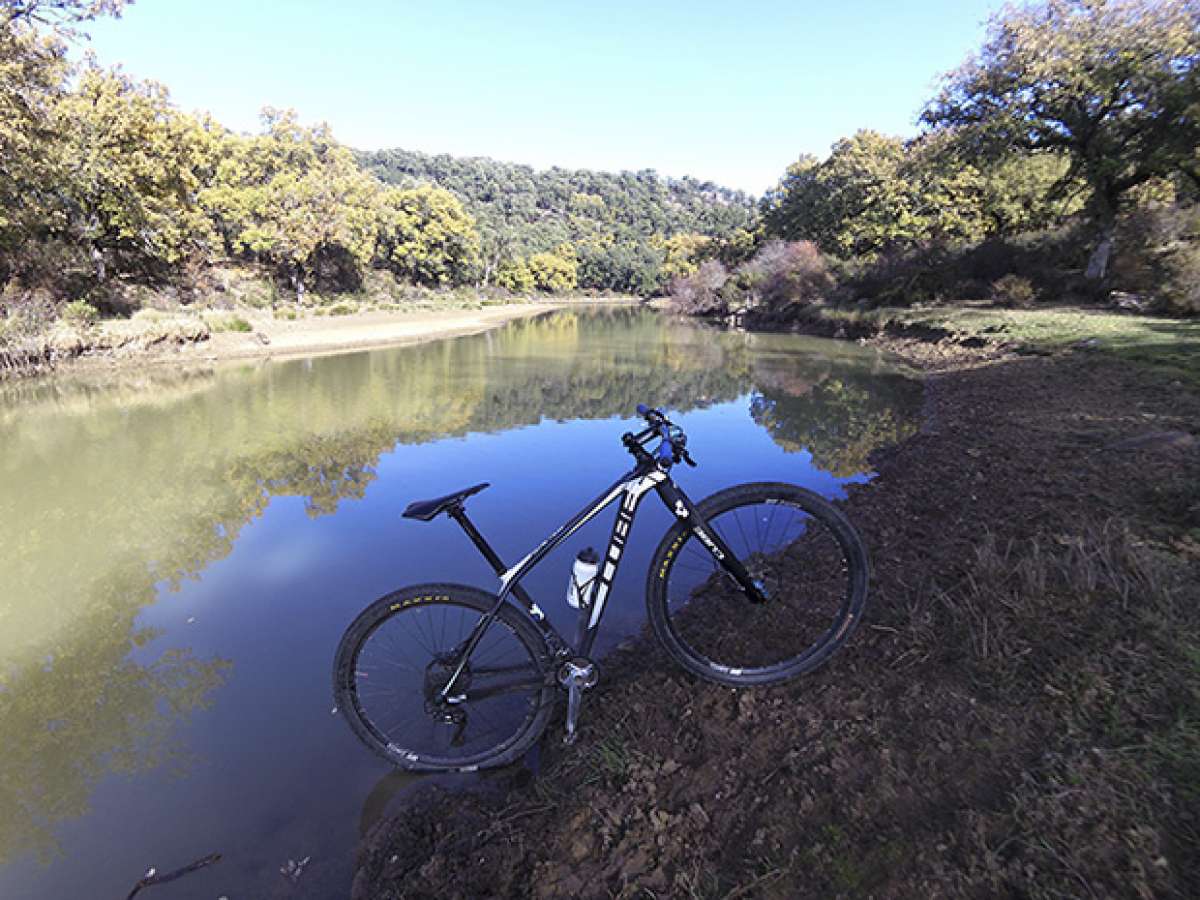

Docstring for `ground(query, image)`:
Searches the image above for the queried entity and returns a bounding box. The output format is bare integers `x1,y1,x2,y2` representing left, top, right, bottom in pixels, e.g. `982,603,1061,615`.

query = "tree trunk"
290,266,306,304
1084,227,1114,281
91,245,106,283
1084,189,1118,283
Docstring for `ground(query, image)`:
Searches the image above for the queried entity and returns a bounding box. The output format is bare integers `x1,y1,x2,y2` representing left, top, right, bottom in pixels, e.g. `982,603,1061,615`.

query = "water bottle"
567,547,600,609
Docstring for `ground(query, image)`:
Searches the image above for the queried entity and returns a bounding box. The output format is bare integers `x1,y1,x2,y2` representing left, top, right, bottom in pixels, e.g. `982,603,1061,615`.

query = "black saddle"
402,483,490,521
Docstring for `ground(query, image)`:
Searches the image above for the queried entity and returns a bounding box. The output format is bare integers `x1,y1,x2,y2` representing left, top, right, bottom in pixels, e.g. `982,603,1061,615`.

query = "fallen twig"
125,853,221,900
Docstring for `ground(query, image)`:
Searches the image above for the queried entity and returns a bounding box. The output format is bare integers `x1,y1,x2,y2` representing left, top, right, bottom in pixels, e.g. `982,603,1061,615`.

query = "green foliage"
374,184,480,286
656,233,711,282
575,239,663,295
52,67,220,275
2,1,128,30
989,274,1038,308
201,110,382,292
60,299,98,326
495,257,534,293
923,0,1200,277
357,148,755,295
527,249,578,293
762,130,1080,260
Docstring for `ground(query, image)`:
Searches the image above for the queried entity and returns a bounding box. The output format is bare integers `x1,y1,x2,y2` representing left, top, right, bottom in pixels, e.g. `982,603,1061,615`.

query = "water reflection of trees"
749,349,922,477
0,565,229,864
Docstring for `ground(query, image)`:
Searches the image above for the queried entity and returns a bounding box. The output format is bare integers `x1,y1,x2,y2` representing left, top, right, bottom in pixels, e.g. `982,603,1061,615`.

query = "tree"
923,0,1200,280
657,232,711,282
0,22,71,286
2,0,126,30
527,248,578,292
495,256,534,292
51,67,221,279
374,184,480,286
201,110,383,293
762,131,991,257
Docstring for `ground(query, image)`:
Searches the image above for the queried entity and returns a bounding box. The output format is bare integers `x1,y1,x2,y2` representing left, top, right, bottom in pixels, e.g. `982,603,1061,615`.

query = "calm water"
0,307,920,898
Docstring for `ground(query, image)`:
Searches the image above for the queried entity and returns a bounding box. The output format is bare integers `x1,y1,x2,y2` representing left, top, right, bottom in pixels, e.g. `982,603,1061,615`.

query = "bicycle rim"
650,484,867,684
337,591,550,770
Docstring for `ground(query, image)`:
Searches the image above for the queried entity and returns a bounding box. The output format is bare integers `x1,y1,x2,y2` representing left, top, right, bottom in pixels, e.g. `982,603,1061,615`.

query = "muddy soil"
353,340,1200,899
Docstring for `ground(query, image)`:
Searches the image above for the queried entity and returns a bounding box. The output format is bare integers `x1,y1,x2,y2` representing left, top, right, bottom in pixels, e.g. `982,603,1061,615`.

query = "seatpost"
446,505,541,612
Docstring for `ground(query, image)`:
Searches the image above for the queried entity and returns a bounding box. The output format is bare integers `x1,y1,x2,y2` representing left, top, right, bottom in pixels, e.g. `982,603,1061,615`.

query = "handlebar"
625,405,696,469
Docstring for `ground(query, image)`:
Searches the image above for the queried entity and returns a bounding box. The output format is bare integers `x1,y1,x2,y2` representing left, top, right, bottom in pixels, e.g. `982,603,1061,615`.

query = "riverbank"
46,301,576,378
353,324,1200,898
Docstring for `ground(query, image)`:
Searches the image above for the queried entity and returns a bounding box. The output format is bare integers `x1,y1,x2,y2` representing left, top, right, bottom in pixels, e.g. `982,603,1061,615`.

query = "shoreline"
57,302,574,379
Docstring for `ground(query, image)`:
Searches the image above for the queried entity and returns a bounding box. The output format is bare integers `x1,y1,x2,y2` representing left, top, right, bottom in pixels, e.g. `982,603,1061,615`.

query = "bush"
989,274,1038,308
206,314,253,332
845,242,963,306
61,299,100,327
1115,202,1200,315
736,240,835,310
527,252,578,293
1159,240,1200,315
668,259,729,316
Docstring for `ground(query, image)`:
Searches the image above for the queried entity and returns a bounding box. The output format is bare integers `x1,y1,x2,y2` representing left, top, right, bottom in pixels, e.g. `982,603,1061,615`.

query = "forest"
666,0,1199,323
0,0,753,367
357,149,755,296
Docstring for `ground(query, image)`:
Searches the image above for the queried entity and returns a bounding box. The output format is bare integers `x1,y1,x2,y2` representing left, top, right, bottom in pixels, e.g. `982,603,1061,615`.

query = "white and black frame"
433,414,768,704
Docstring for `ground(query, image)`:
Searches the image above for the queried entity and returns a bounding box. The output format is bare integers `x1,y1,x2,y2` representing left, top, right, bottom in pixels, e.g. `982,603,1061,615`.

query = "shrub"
846,243,962,307
1159,240,1200,315
668,259,729,316
61,299,100,327
1115,202,1200,315
206,314,253,332
737,240,835,310
327,303,356,316
989,274,1038,308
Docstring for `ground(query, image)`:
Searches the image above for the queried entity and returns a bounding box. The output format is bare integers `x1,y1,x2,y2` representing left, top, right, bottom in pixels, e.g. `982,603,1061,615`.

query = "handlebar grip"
636,403,651,417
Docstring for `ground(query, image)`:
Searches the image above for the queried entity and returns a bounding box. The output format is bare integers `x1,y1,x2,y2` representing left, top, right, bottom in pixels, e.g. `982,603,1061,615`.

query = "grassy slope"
798,305,1200,386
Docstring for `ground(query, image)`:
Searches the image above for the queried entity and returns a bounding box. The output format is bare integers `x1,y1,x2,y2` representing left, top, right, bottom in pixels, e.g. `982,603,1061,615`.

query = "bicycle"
333,405,869,772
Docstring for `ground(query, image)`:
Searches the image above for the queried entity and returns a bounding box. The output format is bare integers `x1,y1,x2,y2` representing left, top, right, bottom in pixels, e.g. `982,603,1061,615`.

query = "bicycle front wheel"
333,584,555,772
646,482,869,686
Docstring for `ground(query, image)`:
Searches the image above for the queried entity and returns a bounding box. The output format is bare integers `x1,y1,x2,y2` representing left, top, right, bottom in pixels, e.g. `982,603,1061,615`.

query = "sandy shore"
66,302,569,376
203,303,565,360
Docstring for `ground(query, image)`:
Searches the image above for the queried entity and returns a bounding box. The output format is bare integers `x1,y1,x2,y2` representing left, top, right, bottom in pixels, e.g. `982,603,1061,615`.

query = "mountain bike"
333,405,869,772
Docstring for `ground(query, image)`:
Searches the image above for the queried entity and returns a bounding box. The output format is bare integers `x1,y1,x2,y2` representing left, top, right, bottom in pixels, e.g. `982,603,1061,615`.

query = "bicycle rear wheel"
646,482,869,686
333,584,555,772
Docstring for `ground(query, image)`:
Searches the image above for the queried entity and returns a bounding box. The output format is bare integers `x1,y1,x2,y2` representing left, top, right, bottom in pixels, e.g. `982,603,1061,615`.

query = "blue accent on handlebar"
636,403,651,417
655,422,675,465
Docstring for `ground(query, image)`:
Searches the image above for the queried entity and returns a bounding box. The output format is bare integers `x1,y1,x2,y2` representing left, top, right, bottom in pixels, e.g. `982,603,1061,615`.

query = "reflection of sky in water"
0,308,920,898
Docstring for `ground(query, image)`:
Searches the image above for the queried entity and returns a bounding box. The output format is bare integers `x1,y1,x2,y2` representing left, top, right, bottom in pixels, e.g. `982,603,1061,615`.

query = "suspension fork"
655,478,768,603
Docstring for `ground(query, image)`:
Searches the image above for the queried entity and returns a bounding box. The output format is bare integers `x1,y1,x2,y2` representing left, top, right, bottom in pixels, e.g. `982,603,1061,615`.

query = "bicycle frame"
436,457,765,701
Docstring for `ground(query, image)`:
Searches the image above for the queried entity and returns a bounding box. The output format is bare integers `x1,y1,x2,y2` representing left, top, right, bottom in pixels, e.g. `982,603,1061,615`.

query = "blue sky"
79,0,1005,195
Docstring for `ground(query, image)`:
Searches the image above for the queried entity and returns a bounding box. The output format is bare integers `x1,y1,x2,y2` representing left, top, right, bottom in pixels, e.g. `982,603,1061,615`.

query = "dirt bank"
353,336,1200,898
